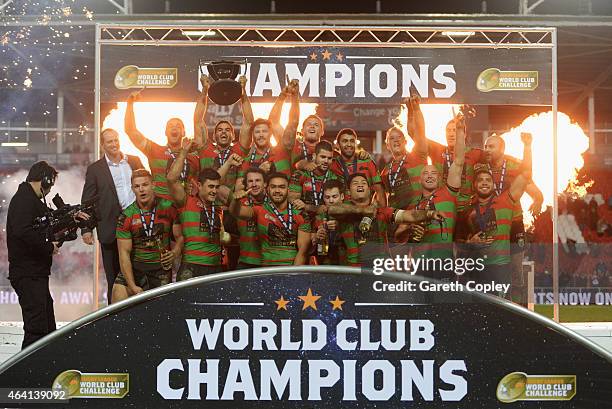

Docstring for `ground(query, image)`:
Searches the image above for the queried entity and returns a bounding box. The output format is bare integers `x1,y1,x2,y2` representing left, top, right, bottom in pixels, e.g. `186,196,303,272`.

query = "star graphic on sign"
336,52,344,62
321,49,332,60
329,296,346,311
299,288,321,310
274,296,290,311
309,51,318,61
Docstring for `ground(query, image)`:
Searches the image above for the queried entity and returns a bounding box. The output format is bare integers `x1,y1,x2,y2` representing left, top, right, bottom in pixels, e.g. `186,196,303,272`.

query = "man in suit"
81,128,144,305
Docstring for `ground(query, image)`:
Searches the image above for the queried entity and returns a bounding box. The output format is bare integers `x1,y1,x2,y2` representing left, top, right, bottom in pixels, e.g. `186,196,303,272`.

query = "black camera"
33,193,97,244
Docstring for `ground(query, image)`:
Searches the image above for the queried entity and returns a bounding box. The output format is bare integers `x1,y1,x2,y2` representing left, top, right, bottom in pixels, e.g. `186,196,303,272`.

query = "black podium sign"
0,267,610,408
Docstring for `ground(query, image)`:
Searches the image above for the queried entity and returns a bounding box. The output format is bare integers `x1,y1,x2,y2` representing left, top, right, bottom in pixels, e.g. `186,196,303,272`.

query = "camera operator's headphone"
27,161,56,190
40,167,56,190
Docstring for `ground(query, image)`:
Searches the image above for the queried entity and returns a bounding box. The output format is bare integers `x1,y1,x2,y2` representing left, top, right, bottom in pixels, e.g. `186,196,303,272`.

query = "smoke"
0,165,96,321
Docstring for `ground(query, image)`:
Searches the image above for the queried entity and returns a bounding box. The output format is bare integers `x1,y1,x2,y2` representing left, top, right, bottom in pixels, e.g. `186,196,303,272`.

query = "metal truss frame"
95,23,561,322
97,24,553,48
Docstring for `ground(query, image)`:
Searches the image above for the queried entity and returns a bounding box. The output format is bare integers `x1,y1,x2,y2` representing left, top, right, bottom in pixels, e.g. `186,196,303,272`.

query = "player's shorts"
114,262,170,290
176,262,222,281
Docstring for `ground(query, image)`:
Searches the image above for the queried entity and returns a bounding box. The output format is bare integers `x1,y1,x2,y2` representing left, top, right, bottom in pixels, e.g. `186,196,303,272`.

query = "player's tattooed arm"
448,115,466,190
193,74,210,146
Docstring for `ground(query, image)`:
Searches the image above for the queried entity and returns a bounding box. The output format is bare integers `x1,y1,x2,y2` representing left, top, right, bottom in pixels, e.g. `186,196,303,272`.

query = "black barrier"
0,266,610,408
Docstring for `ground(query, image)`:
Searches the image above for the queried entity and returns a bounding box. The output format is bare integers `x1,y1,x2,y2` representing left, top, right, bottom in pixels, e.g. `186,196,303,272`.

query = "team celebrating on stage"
101,75,542,304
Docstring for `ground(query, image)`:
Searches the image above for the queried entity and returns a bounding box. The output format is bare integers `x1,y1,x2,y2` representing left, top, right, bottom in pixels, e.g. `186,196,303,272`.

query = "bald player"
483,133,543,304
397,115,467,280
125,91,199,200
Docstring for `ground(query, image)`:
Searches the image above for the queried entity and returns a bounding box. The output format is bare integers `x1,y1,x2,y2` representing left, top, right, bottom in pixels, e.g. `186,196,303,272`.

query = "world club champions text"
156,318,468,401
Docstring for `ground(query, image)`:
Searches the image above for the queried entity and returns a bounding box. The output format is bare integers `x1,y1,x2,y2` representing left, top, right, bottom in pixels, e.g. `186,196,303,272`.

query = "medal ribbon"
139,206,156,238
250,147,270,166
217,146,231,166
301,140,310,161
270,202,294,235
310,170,329,206
202,204,216,234
488,160,507,196
388,154,406,189
339,156,357,184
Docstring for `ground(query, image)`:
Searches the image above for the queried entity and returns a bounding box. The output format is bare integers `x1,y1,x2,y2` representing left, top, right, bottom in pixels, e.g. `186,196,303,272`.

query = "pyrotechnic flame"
498,111,589,224
102,102,317,166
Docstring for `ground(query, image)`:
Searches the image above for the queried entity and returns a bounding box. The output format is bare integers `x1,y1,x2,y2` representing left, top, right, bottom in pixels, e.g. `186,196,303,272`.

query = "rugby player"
230,172,311,266
124,91,199,200
289,140,342,217
235,168,267,269
327,173,443,267
456,132,533,297
330,128,387,207
168,139,227,278
112,169,182,302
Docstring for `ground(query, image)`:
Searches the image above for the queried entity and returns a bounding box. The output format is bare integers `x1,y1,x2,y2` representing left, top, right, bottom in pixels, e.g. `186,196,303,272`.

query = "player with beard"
194,74,251,190
125,91,199,200
328,174,443,267
381,94,428,210
331,128,387,207
168,139,226,278
235,168,267,269
429,114,483,197
482,133,543,303
230,172,311,266
238,80,300,182
312,179,347,265
288,140,342,219
396,116,467,279
456,132,533,296
113,169,182,302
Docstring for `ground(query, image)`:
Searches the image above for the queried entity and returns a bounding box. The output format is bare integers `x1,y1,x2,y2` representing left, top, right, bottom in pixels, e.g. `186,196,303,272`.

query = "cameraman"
7,162,61,349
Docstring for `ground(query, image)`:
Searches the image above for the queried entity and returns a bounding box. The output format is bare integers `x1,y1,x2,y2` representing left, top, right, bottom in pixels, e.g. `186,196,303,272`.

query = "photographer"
6,161,88,349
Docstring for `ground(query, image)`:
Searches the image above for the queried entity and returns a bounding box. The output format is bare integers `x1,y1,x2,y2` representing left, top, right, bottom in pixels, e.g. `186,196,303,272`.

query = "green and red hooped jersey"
239,144,292,178
290,139,316,168
381,151,427,210
198,141,248,190
409,185,458,259
116,198,177,264
456,190,516,266
178,195,224,266
142,140,200,200
338,204,397,267
237,195,265,266
251,202,311,266
289,170,342,207
482,156,524,222
429,140,483,196
330,155,382,190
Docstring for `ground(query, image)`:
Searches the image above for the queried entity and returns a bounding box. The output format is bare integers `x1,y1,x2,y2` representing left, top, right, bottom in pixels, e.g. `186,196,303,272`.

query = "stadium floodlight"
1,142,28,147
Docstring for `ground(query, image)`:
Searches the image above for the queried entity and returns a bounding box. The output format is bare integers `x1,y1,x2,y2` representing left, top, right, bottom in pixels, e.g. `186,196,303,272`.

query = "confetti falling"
0,0,97,133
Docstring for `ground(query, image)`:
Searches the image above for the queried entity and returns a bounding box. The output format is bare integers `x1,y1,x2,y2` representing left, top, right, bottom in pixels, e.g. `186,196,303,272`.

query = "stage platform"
1,321,611,364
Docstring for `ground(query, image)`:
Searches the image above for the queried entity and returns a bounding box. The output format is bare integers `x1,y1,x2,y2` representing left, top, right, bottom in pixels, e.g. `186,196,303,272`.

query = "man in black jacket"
7,161,60,349
81,128,144,305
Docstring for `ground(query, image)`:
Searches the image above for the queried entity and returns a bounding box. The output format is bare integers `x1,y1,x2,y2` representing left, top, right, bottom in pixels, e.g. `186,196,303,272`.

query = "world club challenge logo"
496,372,576,403
52,370,129,399
476,68,538,92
